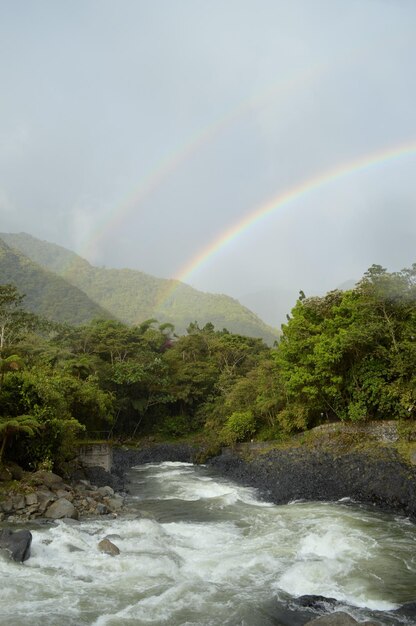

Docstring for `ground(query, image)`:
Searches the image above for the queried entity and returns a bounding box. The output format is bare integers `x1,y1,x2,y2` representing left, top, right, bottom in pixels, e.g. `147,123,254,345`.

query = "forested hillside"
1,233,279,344
0,239,112,324
0,263,415,473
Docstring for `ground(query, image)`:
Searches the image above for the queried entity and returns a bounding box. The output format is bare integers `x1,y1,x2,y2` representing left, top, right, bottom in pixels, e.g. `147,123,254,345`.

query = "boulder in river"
305,612,378,625
296,595,339,610
390,601,416,623
0,528,32,562
98,537,120,556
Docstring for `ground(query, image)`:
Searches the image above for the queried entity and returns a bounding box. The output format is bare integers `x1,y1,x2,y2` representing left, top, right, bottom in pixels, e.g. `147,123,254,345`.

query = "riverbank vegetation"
0,263,415,472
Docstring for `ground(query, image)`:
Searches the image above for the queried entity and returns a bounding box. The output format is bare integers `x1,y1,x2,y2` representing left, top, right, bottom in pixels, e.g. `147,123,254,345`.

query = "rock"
105,495,124,511
305,613,378,625
98,538,120,556
296,596,339,610
112,443,197,468
1,499,14,513
0,464,125,521
25,493,38,506
206,445,416,520
76,480,92,491
55,489,73,501
0,528,32,562
25,503,39,513
32,471,64,489
394,601,416,618
96,503,109,515
0,467,12,482
98,485,114,497
45,498,78,520
82,466,123,491
12,494,26,510
36,489,56,513
7,463,24,480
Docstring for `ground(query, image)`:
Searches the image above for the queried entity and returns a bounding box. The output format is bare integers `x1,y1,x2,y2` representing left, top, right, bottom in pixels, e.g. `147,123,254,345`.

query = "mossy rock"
0,467,12,482
6,463,24,481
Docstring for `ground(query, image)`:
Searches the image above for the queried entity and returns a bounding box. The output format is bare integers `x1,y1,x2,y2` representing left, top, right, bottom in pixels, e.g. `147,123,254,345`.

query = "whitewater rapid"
1,462,415,625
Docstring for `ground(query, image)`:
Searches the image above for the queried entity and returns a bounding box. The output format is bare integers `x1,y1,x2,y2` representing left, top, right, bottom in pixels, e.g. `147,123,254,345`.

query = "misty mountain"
0,233,279,344
239,277,363,327
0,238,113,324
238,287,300,328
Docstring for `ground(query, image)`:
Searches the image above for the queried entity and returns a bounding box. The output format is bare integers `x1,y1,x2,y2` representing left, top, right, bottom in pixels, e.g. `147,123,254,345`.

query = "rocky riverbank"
1,439,416,625
206,444,416,519
109,440,416,625
0,443,197,524
0,468,125,523
109,433,416,520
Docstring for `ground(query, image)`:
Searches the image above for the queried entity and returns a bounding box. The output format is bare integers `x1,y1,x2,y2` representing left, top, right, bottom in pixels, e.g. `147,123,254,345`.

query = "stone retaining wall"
78,443,113,472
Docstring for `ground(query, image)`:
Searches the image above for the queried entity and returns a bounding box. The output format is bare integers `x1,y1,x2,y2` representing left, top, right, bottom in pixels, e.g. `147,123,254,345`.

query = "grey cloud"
1,0,415,325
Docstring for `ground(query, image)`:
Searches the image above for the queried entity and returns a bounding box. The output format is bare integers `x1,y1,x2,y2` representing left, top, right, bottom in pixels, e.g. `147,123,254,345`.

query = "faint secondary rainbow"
156,139,416,311
73,64,324,267
78,38,388,265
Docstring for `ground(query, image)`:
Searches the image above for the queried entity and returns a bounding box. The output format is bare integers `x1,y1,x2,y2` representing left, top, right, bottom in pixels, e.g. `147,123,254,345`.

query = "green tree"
275,265,416,432
0,414,41,463
0,284,25,353
0,354,23,390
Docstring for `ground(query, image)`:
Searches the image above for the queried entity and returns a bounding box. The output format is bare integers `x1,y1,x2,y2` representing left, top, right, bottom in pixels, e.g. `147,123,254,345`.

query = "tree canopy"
0,264,415,471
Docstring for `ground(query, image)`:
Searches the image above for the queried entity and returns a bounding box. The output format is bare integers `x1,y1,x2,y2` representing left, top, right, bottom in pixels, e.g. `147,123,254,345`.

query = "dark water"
1,461,416,625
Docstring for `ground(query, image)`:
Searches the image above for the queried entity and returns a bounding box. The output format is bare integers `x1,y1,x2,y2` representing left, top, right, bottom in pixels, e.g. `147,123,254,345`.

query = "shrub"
220,410,256,446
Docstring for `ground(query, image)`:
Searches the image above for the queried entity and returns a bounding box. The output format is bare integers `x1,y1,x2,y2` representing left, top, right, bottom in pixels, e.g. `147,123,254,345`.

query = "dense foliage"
0,263,415,471
276,264,416,430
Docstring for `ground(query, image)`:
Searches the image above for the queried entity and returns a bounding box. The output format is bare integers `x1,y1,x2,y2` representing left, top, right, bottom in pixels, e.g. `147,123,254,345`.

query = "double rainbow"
76,63,324,265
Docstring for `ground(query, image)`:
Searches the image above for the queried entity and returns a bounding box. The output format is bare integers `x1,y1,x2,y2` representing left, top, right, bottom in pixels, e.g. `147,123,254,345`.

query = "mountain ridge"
0,232,279,343
0,237,113,324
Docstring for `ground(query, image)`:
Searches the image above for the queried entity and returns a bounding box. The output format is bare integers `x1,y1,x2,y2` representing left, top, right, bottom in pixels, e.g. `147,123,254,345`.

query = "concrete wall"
78,443,113,472
311,420,399,442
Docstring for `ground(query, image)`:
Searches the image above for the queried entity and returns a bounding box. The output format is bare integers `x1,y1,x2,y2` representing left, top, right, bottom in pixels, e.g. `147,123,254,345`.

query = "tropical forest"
1,262,415,473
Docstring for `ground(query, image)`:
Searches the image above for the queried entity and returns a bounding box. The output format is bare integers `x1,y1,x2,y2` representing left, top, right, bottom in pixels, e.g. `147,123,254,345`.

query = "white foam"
1,463,415,624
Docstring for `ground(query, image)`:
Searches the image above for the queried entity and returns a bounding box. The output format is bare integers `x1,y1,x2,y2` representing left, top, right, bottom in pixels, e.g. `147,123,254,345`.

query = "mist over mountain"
238,288,295,328
239,276,364,328
0,232,279,344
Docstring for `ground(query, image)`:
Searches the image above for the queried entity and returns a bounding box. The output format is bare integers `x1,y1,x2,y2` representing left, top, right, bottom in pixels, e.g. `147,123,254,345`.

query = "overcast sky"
1,0,416,325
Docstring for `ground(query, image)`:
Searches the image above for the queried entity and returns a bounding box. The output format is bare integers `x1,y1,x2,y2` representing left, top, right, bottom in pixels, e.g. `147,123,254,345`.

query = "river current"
1,462,416,625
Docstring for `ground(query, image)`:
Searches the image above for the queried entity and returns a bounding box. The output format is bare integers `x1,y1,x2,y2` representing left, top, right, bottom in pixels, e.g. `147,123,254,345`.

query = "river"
1,461,416,625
